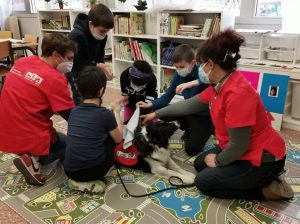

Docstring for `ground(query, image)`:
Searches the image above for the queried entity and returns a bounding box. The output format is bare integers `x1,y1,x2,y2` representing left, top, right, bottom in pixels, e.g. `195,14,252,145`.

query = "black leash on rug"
168,176,196,188
115,164,195,198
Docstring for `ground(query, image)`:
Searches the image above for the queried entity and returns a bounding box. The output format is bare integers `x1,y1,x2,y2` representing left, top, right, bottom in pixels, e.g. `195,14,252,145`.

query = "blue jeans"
39,132,67,165
194,146,286,200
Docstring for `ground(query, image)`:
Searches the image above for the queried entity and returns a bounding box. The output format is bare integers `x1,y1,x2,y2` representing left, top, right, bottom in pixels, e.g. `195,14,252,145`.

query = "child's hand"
136,101,152,109
111,99,122,112
97,63,114,81
141,112,156,125
176,83,188,94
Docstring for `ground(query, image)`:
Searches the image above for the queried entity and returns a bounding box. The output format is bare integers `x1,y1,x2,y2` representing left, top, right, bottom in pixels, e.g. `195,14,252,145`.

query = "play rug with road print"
0,118,300,224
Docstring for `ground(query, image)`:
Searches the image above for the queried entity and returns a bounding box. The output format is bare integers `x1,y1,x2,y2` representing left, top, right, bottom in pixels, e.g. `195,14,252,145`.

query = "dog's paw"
181,175,195,185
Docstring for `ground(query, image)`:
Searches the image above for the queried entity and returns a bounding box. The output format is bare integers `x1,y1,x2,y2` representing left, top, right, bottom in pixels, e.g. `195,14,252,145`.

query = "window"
12,0,26,11
255,0,282,17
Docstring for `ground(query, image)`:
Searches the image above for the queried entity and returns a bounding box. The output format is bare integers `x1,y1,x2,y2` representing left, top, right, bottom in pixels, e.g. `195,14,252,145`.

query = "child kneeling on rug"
64,66,123,193
120,60,157,124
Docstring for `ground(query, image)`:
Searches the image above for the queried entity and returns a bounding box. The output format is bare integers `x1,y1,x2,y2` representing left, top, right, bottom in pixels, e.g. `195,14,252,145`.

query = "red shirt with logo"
199,71,285,166
0,56,74,156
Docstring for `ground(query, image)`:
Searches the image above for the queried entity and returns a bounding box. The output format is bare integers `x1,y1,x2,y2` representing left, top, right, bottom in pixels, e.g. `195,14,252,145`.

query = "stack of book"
177,24,203,37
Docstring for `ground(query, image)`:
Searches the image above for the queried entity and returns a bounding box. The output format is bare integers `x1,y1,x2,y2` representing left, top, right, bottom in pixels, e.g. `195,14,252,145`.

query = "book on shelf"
160,13,184,35
114,15,130,34
161,41,180,66
201,16,221,38
115,38,156,64
161,68,174,92
130,12,145,35
114,40,132,61
114,13,145,35
61,15,70,30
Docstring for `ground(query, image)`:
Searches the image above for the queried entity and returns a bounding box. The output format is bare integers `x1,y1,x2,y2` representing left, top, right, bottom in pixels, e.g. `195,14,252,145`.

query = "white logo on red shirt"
24,72,43,85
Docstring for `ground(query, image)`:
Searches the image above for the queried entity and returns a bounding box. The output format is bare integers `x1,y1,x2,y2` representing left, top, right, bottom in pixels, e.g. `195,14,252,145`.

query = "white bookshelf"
37,9,112,58
111,9,235,97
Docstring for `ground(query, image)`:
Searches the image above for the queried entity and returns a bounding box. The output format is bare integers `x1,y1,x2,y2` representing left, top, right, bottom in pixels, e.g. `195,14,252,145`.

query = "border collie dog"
133,122,195,184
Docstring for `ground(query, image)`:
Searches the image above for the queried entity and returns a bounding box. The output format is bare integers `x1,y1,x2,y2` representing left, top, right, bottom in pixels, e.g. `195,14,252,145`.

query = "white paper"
123,107,140,149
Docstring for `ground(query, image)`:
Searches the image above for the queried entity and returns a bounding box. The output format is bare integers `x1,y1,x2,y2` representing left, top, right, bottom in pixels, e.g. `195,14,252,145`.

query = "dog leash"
168,176,195,188
115,164,195,198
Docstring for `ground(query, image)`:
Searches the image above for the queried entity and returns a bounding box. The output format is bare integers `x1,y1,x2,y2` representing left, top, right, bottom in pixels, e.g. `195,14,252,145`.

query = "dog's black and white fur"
133,121,195,184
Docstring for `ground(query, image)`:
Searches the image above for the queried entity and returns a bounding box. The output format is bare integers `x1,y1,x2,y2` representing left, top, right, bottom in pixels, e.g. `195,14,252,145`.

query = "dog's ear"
146,122,178,149
134,123,154,155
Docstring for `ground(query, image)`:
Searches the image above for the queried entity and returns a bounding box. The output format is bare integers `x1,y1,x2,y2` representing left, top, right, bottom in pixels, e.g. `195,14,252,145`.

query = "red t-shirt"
199,71,285,166
0,56,74,156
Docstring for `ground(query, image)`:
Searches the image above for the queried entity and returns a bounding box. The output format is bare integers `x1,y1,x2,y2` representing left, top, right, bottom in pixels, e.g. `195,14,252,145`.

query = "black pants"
162,114,214,156
39,132,67,165
194,147,286,200
65,137,116,182
65,72,82,105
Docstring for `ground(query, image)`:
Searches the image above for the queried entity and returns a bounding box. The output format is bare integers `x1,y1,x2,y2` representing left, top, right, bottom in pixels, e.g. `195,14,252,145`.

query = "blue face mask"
198,63,211,84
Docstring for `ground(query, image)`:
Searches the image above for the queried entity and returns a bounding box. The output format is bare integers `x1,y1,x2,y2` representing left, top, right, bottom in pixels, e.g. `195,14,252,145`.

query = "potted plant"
134,0,147,11
89,0,97,8
44,0,51,9
55,0,68,9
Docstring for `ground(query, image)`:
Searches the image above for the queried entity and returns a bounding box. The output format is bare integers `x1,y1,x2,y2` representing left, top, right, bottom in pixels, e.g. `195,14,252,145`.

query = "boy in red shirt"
0,33,76,186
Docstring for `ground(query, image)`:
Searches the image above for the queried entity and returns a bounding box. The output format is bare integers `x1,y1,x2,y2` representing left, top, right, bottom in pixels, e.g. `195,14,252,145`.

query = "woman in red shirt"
141,29,294,200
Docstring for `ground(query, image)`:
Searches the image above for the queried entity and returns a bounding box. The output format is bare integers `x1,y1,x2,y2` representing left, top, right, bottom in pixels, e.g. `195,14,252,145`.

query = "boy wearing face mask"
120,60,157,124
137,44,214,156
0,33,76,186
64,66,123,194
68,4,114,104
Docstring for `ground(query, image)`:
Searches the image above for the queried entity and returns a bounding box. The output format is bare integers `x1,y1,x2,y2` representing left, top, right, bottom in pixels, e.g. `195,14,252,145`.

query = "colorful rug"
0,118,300,224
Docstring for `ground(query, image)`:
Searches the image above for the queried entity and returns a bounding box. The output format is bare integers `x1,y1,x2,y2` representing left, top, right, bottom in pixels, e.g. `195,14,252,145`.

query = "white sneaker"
68,179,106,194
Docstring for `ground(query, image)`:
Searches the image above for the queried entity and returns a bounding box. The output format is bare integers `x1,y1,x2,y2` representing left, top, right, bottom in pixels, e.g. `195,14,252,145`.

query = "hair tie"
223,49,236,62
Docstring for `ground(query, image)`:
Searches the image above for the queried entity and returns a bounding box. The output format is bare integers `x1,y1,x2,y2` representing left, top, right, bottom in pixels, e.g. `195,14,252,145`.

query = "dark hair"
130,60,153,86
196,29,245,71
41,33,77,57
77,66,107,99
172,44,195,63
87,4,114,29
133,60,153,74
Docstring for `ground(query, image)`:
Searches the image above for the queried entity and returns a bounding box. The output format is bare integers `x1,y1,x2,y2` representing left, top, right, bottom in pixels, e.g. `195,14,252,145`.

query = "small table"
0,39,38,64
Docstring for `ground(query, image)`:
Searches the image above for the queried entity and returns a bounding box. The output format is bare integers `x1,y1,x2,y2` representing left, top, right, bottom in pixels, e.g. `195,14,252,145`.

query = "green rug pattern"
0,119,300,224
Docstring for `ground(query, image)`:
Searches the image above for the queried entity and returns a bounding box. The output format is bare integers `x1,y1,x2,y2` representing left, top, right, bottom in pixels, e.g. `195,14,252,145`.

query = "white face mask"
130,81,147,92
176,64,192,77
90,28,106,40
57,61,73,74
